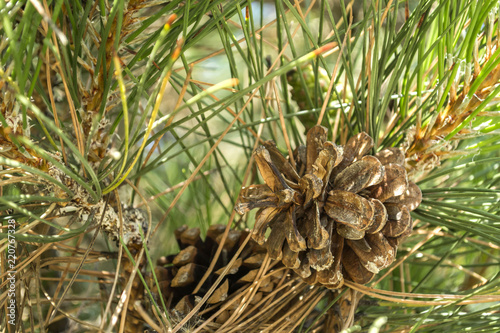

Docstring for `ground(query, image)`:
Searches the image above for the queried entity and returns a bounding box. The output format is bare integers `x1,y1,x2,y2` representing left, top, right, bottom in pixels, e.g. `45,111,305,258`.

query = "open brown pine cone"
153,225,345,331
154,225,262,318
235,125,422,288
154,225,305,327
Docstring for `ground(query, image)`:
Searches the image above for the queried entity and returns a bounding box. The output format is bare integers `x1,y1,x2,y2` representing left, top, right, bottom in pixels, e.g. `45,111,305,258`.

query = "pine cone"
287,64,331,111
235,125,422,288
153,224,293,326
286,64,352,130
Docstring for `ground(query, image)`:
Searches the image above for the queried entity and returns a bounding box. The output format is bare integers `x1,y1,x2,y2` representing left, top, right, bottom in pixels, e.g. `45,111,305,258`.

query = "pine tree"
1,0,499,332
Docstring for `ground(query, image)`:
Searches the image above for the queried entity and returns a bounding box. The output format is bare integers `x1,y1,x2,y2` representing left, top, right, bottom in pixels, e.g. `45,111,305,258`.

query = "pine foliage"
0,0,499,332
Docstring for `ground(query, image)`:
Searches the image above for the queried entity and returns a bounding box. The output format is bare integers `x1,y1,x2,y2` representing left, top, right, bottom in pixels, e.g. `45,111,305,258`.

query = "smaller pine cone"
286,64,352,130
287,63,331,110
235,125,422,287
153,225,290,324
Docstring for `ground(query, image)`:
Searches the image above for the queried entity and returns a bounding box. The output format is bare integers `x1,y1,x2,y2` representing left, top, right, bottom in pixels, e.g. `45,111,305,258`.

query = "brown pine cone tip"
235,125,422,288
